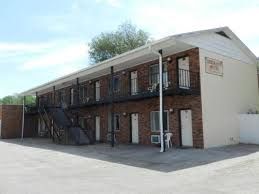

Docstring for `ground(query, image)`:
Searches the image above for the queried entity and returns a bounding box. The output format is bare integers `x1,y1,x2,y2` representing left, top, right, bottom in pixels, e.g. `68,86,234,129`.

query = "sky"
0,0,259,98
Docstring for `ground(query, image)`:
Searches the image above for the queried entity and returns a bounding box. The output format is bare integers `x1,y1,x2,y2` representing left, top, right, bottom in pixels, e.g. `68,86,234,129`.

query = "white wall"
180,33,254,64
239,114,259,144
199,48,259,148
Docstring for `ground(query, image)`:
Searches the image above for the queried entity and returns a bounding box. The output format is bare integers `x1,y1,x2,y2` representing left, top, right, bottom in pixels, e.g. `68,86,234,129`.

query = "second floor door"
178,57,190,89
95,81,100,101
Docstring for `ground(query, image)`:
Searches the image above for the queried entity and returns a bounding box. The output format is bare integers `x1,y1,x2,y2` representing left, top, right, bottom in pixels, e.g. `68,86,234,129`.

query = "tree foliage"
0,95,35,105
89,22,151,63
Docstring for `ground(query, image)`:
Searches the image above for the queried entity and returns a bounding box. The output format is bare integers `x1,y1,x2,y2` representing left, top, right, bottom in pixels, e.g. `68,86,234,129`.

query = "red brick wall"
0,105,23,138
75,48,203,148
38,48,204,148
76,94,203,148
0,105,37,139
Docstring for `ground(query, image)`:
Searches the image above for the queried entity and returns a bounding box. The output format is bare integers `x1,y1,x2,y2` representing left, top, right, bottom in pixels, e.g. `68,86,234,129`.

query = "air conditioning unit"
151,135,161,144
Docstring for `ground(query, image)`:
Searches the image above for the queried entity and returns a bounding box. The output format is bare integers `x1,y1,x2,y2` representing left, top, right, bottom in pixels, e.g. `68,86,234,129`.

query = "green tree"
0,95,35,105
89,21,151,63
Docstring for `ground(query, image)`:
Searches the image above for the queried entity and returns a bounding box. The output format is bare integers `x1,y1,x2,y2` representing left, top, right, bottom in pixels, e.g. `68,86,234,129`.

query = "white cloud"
20,43,89,70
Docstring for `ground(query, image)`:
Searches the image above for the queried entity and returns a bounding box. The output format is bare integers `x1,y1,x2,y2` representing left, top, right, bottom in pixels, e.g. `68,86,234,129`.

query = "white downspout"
149,46,165,152
21,96,25,141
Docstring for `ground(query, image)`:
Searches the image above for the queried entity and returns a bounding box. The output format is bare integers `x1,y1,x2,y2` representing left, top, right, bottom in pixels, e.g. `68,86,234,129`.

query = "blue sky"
0,0,259,97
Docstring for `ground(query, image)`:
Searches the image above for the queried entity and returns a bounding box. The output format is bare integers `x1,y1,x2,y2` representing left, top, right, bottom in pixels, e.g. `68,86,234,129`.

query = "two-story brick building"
21,27,259,149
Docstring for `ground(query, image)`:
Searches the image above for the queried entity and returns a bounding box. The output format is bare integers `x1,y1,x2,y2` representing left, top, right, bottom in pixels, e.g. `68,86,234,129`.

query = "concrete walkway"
0,138,259,194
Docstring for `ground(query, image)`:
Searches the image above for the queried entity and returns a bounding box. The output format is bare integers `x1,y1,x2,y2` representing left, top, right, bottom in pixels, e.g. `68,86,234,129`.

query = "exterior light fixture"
167,57,172,62
123,112,127,116
169,108,174,113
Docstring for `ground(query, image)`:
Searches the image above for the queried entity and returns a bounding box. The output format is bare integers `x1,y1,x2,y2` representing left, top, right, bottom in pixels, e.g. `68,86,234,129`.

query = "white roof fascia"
20,37,177,96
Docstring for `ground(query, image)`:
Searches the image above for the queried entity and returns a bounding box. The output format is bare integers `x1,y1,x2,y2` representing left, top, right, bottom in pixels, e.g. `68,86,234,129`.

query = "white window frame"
150,110,169,132
79,85,87,103
149,63,169,87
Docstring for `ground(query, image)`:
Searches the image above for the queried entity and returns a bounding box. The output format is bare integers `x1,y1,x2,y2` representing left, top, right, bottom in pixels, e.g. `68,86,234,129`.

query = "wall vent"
215,31,231,39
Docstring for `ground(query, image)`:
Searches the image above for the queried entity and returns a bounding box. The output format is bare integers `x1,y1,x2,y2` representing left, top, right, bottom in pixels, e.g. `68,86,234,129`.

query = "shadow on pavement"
1,138,259,173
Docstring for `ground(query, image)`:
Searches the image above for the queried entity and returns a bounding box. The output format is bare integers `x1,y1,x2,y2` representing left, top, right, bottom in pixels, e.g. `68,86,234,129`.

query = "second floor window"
70,88,74,105
79,85,87,102
113,76,120,92
108,76,120,94
149,63,168,87
59,90,65,104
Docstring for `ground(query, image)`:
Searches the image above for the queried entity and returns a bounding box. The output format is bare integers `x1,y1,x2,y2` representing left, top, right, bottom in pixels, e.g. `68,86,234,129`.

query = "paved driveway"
0,138,259,194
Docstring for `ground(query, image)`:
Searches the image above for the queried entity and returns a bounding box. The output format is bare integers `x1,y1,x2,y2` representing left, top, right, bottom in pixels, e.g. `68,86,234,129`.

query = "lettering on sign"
205,57,223,76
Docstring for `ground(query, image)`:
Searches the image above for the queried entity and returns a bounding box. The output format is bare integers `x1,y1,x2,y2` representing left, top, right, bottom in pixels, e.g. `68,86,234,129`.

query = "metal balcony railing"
26,68,200,112
76,68,200,106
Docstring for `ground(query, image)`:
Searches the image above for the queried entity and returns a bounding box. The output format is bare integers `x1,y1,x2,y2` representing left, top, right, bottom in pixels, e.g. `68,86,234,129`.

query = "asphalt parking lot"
0,138,259,194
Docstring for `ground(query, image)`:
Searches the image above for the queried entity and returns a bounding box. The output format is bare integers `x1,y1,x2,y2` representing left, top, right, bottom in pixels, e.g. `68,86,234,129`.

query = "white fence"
239,114,259,144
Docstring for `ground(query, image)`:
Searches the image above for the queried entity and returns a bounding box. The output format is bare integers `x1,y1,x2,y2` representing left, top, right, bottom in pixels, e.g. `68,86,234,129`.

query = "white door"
130,71,138,95
95,81,100,101
178,57,190,89
95,116,100,141
180,110,193,147
131,113,139,144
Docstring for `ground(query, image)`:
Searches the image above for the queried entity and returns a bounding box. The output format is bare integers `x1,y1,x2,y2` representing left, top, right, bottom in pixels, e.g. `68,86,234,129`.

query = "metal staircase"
38,106,62,142
39,106,91,145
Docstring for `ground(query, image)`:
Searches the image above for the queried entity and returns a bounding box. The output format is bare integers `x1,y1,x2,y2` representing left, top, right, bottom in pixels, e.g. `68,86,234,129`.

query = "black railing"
25,69,200,112
74,68,200,107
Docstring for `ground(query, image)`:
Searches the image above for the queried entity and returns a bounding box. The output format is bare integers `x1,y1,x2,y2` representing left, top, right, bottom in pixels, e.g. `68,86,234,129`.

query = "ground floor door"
131,113,139,144
95,116,100,141
180,109,193,147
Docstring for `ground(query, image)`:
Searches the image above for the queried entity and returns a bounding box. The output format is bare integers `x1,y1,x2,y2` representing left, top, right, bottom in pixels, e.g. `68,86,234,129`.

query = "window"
150,111,169,132
79,85,87,103
113,76,120,92
114,114,120,131
150,64,159,85
79,117,87,129
149,63,168,86
70,88,74,105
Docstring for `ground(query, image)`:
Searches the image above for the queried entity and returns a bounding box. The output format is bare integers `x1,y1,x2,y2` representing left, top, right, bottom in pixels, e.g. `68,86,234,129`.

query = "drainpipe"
110,66,115,147
149,47,165,152
21,96,25,141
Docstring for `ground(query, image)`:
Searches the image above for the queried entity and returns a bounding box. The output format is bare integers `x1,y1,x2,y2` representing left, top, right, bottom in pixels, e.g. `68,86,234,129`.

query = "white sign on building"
205,57,223,76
